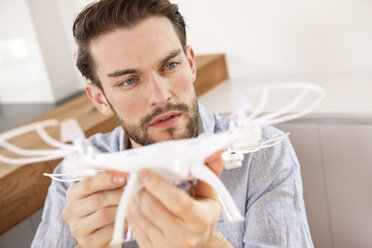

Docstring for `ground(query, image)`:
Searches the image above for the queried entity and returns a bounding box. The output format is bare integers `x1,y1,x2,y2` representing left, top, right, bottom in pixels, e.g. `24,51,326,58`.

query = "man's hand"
126,150,232,248
62,172,128,248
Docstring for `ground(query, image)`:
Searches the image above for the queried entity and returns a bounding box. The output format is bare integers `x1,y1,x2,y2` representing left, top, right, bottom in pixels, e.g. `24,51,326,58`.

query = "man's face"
87,16,198,147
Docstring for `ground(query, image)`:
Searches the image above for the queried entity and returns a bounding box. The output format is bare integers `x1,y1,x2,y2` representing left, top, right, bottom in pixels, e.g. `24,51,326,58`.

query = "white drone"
0,82,325,245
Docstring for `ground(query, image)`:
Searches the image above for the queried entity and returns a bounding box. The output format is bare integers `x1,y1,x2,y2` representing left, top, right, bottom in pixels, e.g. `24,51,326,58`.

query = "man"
32,0,313,247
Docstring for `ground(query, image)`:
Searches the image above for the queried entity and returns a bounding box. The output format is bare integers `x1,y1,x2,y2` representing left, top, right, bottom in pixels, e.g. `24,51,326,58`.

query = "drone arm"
110,174,142,245
190,164,244,223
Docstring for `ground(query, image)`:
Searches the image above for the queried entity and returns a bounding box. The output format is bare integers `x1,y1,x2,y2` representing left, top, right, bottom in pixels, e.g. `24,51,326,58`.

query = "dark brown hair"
73,0,187,90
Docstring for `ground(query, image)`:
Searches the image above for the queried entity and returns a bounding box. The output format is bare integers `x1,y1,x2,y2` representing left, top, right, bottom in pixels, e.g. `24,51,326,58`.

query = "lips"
149,112,182,128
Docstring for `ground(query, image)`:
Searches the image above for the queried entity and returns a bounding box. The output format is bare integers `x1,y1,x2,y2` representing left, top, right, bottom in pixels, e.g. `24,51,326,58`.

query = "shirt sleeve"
31,161,78,248
243,127,314,247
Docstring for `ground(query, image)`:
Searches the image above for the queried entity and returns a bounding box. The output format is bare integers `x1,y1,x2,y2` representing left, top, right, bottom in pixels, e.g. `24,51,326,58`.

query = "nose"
147,72,172,107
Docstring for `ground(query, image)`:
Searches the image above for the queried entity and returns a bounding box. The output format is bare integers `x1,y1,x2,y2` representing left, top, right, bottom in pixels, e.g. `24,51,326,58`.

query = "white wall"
0,0,85,104
27,0,83,101
2,0,371,103
173,0,372,79
55,0,96,87
0,0,54,103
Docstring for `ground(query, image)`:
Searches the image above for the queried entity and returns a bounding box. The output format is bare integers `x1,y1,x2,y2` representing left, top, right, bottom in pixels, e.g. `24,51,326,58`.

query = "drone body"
66,125,261,182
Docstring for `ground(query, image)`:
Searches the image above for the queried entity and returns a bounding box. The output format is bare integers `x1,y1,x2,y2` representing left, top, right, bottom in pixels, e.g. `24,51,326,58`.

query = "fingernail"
113,176,125,184
139,170,150,184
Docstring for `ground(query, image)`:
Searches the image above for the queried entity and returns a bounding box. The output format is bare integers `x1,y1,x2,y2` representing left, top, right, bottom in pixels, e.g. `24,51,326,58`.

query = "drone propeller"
245,82,325,125
223,82,325,169
0,119,78,165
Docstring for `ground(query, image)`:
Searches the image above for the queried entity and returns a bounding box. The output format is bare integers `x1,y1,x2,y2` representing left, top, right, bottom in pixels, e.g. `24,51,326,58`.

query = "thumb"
195,149,226,200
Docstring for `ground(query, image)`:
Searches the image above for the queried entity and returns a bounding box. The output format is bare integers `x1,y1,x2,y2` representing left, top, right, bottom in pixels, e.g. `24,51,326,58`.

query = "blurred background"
0,0,371,247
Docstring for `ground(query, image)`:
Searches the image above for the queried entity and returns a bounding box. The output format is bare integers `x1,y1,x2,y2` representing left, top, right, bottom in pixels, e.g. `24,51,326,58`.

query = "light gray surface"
0,209,42,248
0,104,55,132
0,91,84,133
275,123,334,248
275,122,372,248
320,124,372,248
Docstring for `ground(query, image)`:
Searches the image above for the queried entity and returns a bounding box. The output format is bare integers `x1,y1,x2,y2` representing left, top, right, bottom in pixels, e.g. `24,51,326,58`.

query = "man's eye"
165,62,177,70
122,78,135,86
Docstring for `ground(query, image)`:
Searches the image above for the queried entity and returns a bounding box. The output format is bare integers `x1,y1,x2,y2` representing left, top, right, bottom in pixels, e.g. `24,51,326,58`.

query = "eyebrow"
107,49,183,78
159,48,182,65
108,68,137,78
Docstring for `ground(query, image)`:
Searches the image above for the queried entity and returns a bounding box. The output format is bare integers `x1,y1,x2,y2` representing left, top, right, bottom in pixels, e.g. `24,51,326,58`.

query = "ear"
85,83,114,116
185,45,197,83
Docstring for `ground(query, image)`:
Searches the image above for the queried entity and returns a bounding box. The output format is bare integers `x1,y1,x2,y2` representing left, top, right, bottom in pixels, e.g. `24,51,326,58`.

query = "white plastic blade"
245,83,326,125
60,118,85,143
0,150,74,165
0,119,58,142
110,174,142,245
190,164,244,222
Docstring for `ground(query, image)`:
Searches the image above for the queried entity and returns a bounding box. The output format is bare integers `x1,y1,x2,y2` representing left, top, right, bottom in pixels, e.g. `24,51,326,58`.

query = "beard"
108,98,199,146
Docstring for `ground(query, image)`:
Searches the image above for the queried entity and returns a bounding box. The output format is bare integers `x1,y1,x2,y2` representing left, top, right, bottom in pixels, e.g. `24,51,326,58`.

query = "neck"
128,138,142,149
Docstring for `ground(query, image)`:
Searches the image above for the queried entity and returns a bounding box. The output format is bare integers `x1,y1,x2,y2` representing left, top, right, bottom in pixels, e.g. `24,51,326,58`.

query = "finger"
138,169,196,220
90,223,127,248
75,188,123,217
106,170,129,178
66,172,127,201
131,194,166,245
195,150,225,200
77,206,117,236
135,188,183,235
78,223,115,248
204,149,226,176
136,188,219,246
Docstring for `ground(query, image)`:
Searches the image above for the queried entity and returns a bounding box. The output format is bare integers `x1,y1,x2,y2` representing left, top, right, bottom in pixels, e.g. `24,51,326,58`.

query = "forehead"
90,16,183,73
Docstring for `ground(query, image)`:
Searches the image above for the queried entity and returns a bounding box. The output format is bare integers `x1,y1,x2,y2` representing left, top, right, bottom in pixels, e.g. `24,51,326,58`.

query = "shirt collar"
197,103,216,135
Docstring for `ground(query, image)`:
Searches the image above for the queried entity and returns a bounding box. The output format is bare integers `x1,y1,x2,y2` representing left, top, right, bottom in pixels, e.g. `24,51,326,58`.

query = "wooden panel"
194,54,228,96
275,123,334,248
319,124,372,248
0,160,56,235
0,54,228,234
